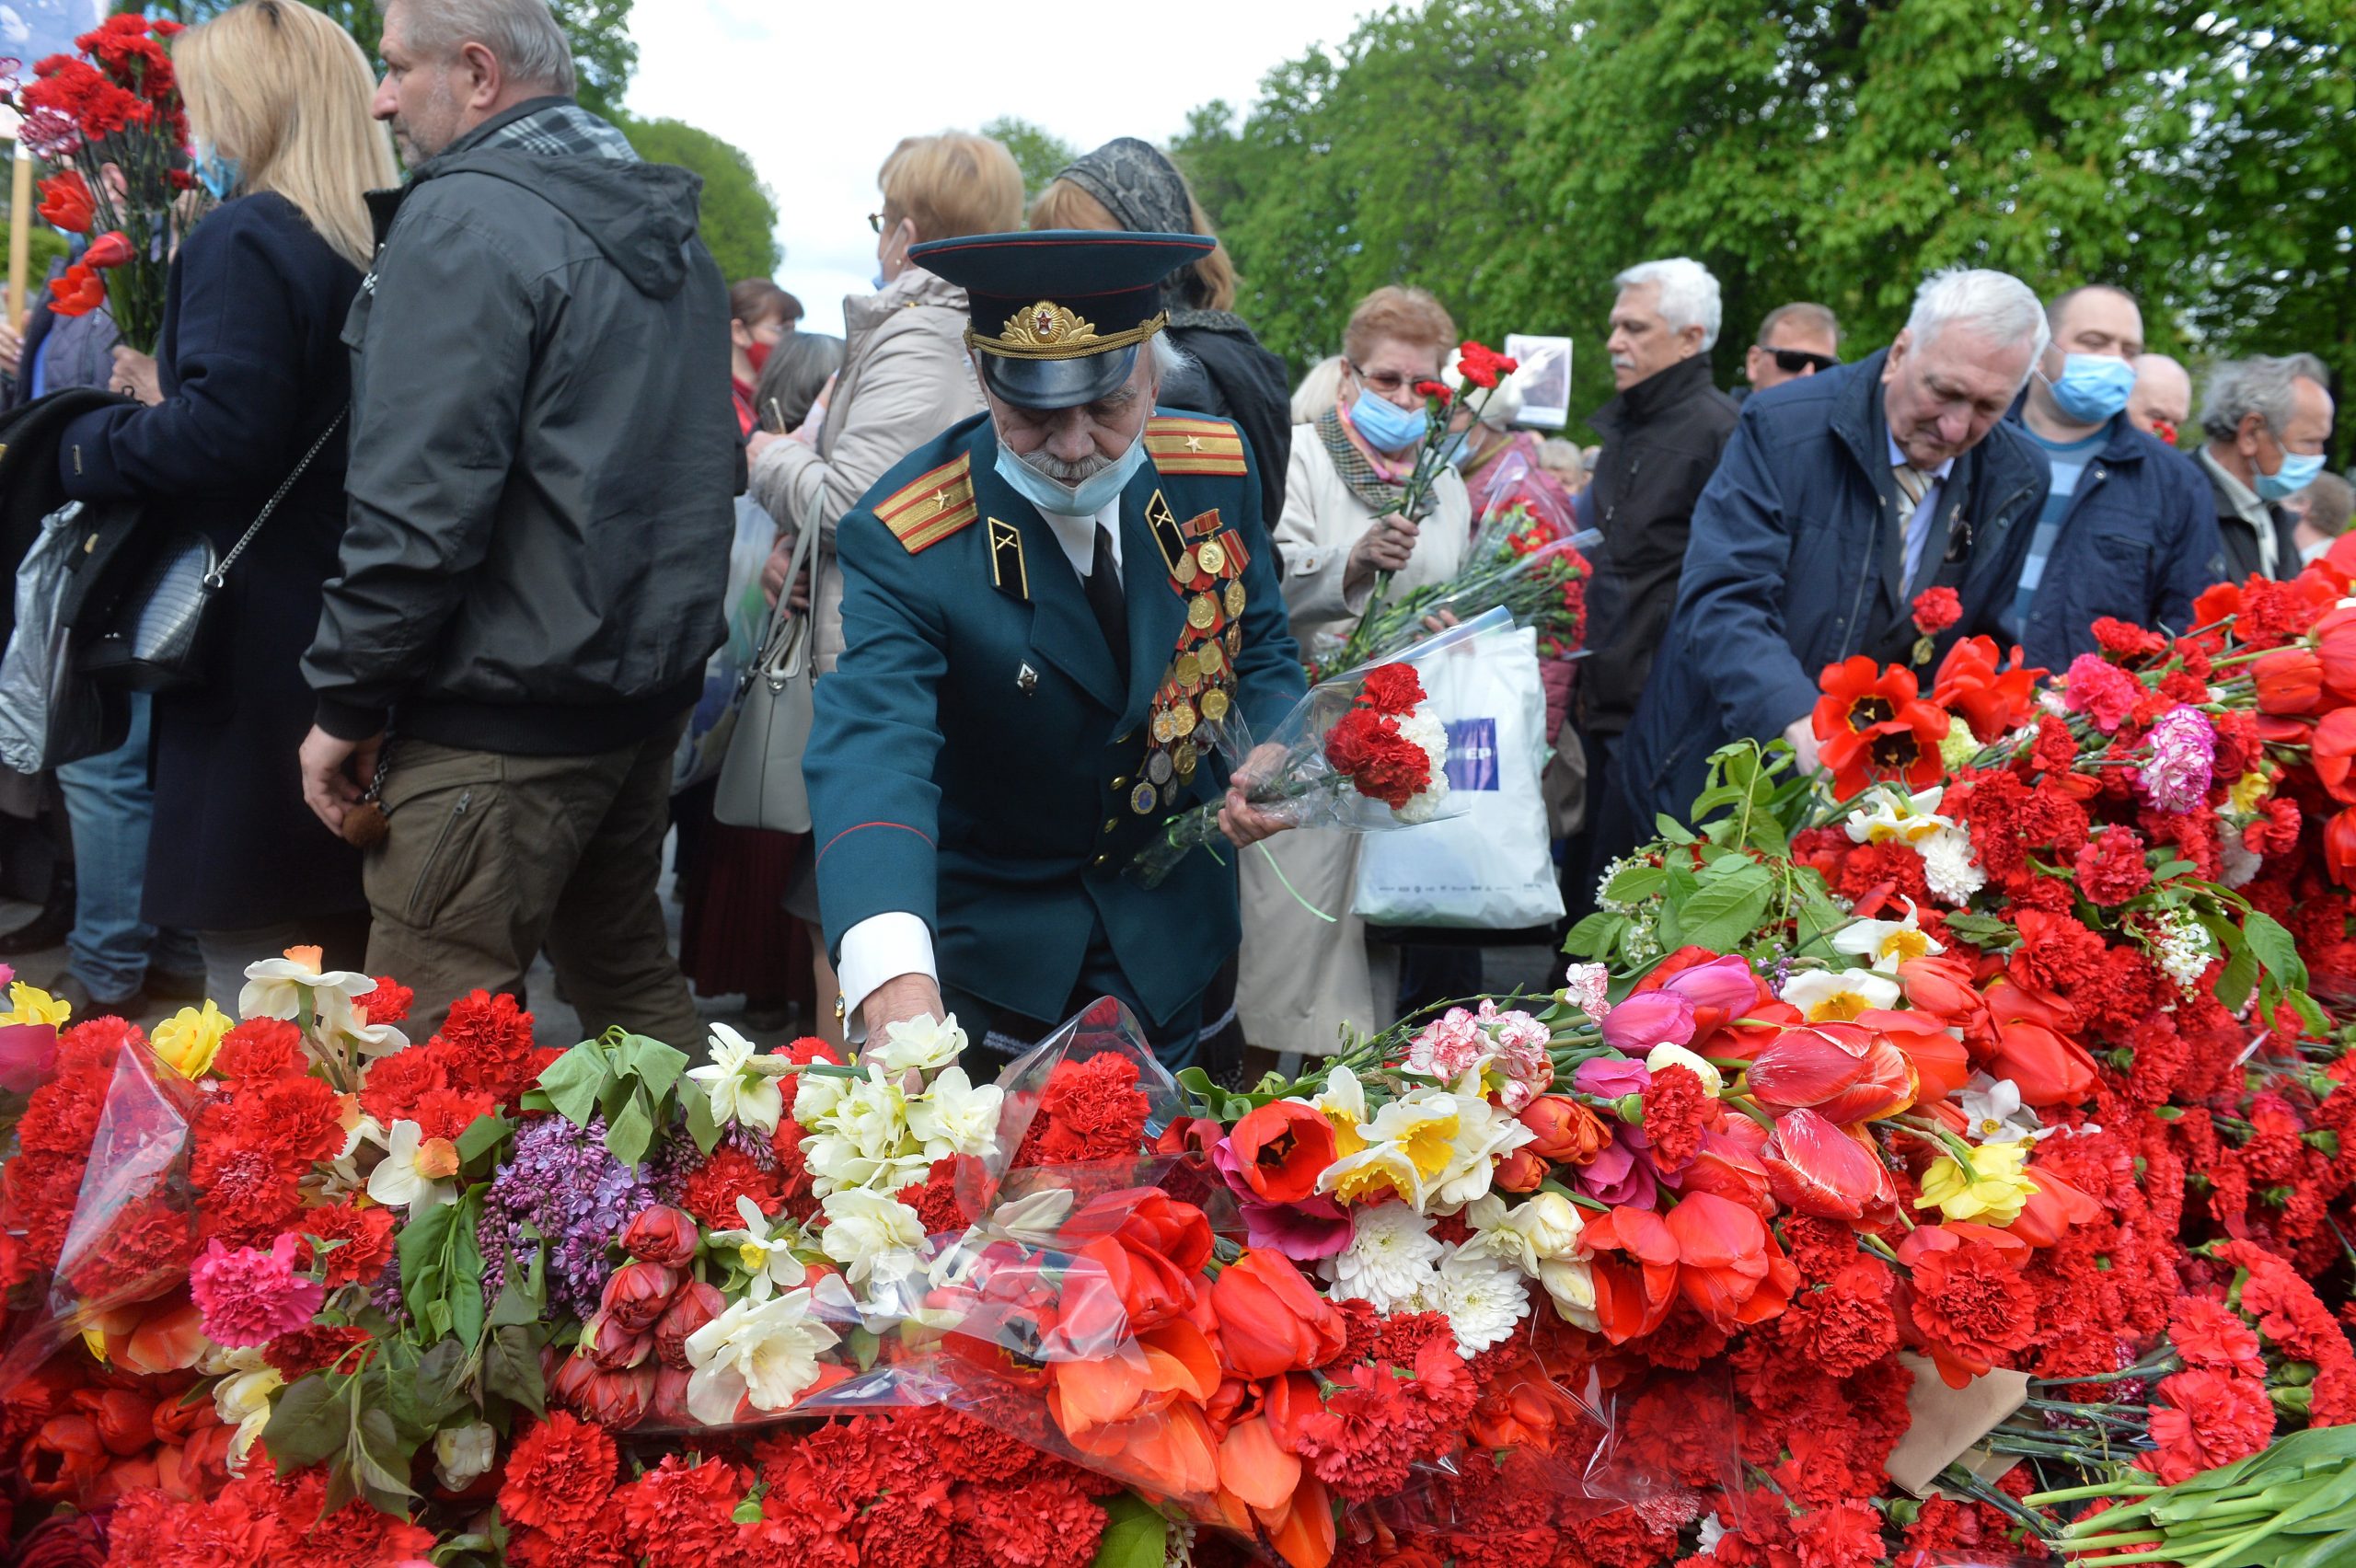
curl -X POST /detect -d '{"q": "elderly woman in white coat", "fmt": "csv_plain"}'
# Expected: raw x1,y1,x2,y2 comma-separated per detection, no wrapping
1240,285,1472,1056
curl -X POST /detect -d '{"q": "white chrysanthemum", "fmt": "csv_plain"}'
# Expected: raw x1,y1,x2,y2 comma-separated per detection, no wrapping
1391,709,1453,824
1424,1243,1532,1357
1919,824,1986,906
1323,1199,1442,1311
2150,907,2216,994
906,1064,1002,1160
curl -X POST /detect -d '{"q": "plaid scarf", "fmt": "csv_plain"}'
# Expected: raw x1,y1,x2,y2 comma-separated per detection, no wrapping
1316,407,1431,520
469,100,637,162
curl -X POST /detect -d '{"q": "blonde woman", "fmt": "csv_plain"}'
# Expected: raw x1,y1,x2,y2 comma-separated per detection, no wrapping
56,0,398,1007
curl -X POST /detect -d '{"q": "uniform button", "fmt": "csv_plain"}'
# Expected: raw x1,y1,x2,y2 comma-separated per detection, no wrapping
1110,777,1130,792
1103,817,1119,834
1091,854,1110,870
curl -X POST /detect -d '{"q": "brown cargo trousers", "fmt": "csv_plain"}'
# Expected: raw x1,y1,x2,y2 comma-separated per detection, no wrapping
361,713,703,1052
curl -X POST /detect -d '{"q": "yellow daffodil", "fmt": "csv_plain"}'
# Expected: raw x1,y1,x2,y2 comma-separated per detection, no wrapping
1914,1138,2039,1226
0,982,69,1028
153,1000,232,1078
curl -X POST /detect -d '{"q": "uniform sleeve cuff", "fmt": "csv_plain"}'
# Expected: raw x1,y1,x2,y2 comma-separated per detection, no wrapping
314,698,391,743
837,912,936,1043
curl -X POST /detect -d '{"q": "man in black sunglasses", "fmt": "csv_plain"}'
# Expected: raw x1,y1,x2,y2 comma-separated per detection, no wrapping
1742,302,1842,397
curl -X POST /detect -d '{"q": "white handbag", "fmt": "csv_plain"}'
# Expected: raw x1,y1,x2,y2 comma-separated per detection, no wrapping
712,518,817,834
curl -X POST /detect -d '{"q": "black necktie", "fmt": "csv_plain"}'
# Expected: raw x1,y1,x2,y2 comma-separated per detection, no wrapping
1083,523,1129,686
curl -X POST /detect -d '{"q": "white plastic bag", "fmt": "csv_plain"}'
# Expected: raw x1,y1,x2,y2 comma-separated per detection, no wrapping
0,502,110,775
674,493,781,792
1351,623,1563,928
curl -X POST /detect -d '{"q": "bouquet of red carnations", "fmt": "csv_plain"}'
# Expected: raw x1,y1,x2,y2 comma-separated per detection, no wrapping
6,14,204,353
1129,611,1514,888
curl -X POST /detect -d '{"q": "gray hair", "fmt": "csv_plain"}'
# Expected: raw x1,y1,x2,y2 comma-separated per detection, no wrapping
1905,266,2049,377
397,0,575,95
1757,301,1841,350
1149,332,1195,386
1613,257,1722,352
2200,352,2333,444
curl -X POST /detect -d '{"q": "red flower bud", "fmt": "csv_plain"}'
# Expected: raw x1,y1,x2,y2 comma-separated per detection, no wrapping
619,1204,700,1268
586,1311,652,1370
86,1389,156,1457
654,1279,725,1371
651,1364,694,1425
1517,1094,1609,1164
549,1344,599,1408
81,231,133,270
23,1414,109,1502
598,1259,680,1334
1493,1147,1546,1193
574,1365,656,1429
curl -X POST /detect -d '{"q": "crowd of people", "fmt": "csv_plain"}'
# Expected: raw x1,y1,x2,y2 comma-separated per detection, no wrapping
0,0,2348,1079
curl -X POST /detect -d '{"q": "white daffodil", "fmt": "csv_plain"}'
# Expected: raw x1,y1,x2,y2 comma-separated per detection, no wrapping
708,1194,809,1300
689,1023,786,1136
213,1360,283,1471
794,1064,852,1126
1831,900,1946,974
433,1422,499,1489
870,1011,968,1075
906,1064,1002,1161
1311,1065,1371,1156
1778,968,1902,1024
683,1286,841,1424
1842,785,1953,846
831,1065,915,1160
1643,1042,1726,1098
237,946,374,1024
818,1188,928,1289
1316,1088,1462,1208
315,986,410,1058
1956,1074,2050,1145
1466,1192,1587,1276
364,1118,459,1210
1426,1082,1537,1212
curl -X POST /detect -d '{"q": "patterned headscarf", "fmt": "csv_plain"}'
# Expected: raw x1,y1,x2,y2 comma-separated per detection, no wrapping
1053,138,1245,331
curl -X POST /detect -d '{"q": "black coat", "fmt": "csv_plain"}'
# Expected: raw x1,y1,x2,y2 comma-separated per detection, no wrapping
1164,318,1293,559
1614,348,2049,829
56,191,365,931
1577,354,1740,736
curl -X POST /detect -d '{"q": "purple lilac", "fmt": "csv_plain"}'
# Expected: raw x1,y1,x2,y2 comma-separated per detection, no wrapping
477,1113,655,1320
2138,705,2216,814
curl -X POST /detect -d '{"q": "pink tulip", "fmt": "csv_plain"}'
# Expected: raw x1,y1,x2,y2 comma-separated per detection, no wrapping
1598,990,1694,1054
1660,955,1761,1019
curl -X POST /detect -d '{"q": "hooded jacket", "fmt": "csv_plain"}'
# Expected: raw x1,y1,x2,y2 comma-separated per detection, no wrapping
306,98,739,755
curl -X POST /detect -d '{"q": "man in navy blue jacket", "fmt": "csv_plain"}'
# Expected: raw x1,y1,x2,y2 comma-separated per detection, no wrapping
2002,285,2223,669
1602,269,2050,847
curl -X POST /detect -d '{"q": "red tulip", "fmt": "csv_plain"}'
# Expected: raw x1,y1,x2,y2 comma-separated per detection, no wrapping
1857,1007,1970,1106
1814,655,1951,794
2314,708,2356,803
1678,1118,1773,1215
651,1365,694,1425
1745,1022,1914,1122
22,1414,109,1502
1069,1233,1197,1336
86,1389,156,1457
598,1259,680,1334
573,1364,656,1428
80,231,133,270
2315,605,2356,699
1763,1108,1887,1220
549,1343,600,1409
2255,648,2324,714
1895,954,1995,1048
1985,1020,2098,1106
2005,1165,2103,1248
1664,1190,1796,1330
1208,1250,1346,1379
1934,636,2042,742
1084,1189,1215,1275
36,172,92,234
2330,808,2356,887
1579,1206,1680,1343
1518,1094,1610,1164
47,264,105,317
654,1279,723,1370
1216,1413,1300,1513
585,1311,652,1370
1226,1101,1337,1205
619,1204,700,1268
117,1297,206,1375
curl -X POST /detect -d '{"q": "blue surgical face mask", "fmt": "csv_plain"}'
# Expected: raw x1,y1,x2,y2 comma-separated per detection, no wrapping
193,144,241,202
994,426,1149,518
2040,352,2137,425
872,271,887,291
2257,445,2326,502
1349,386,1428,454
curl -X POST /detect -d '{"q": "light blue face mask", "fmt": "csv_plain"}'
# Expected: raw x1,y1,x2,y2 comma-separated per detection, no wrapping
1349,387,1428,454
994,428,1149,518
193,144,241,202
2257,446,2326,502
2040,352,2137,424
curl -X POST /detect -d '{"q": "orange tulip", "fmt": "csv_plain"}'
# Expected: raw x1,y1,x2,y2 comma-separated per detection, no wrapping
1264,1470,1337,1568
1933,635,2042,742
1227,1101,1337,1205
1518,1095,1611,1164
1581,1206,1680,1343
1762,1108,1889,1222
1857,1007,1970,1107
2315,708,2356,803
1985,1020,2098,1106
2255,647,2324,715
1217,1414,1300,1512
1493,1147,1546,1193
1745,1022,1914,1122
1209,1250,1346,1380
1071,1233,1197,1334
116,1297,207,1376
1980,972,2080,1032
1894,954,1994,1048
1664,1191,1796,1329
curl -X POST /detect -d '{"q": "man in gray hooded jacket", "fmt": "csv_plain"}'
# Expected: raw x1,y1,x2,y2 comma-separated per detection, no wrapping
299,0,737,1043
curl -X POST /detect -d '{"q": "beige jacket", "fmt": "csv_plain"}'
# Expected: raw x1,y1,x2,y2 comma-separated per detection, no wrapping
747,268,983,672
1237,429,1472,1055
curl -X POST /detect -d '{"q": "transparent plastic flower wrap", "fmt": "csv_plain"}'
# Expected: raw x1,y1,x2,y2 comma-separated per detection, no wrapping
0,1021,199,1394
1131,607,1516,889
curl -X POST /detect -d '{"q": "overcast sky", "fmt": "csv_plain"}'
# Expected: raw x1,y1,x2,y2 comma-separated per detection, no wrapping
624,0,1378,337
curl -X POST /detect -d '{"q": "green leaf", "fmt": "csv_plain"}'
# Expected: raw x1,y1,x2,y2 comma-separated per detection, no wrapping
1091,1493,1171,1568
2242,911,2310,993
1674,860,1775,952
617,1033,691,1100
413,1335,472,1418
351,1404,420,1505
456,1113,511,1166
488,1274,540,1330
1601,862,1665,906
449,1210,489,1352
260,1372,349,1471
2217,940,2259,1012
535,1044,609,1128
606,1085,658,1167
1564,912,1627,960
681,1078,722,1156
398,1201,458,1334
484,1325,546,1418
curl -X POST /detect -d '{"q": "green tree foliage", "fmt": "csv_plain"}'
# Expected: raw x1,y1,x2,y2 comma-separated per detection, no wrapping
1182,0,2356,456
618,117,780,281
131,0,638,121
981,115,1079,202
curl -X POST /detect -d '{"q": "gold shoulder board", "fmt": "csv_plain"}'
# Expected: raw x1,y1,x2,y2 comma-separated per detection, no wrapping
1145,415,1249,477
876,453,977,553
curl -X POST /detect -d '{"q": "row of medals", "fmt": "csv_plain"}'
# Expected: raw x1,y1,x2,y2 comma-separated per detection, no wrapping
1134,534,1250,818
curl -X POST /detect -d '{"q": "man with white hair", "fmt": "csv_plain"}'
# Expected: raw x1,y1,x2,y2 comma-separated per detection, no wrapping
2195,353,2337,581
298,0,737,1041
1601,267,2051,844
2127,352,2193,445
1565,257,1738,917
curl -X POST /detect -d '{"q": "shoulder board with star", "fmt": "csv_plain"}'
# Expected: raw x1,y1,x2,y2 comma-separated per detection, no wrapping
874,453,976,553
1145,414,1248,478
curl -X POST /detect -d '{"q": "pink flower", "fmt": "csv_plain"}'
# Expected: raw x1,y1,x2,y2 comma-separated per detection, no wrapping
1484,1006,1553,1111
1574,1057,1651,1099
1403,1006,1488,1080
189,1234,325,1347
1597,989,1694,1055
1563,962,1612,1021
2062,652,2142,734
1658,954,1760,1018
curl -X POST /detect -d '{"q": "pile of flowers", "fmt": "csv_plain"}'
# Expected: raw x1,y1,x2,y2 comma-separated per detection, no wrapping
0,558,2353,1565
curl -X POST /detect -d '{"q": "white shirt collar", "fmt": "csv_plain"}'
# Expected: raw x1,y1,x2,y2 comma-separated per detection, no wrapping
1886,428,1956,483
1037,497,1123,584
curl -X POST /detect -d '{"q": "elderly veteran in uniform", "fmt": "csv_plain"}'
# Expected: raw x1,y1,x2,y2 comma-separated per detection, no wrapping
803,230,1307,1070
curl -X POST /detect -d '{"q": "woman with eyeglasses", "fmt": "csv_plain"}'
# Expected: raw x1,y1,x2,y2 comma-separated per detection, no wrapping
1237,286,1472,1066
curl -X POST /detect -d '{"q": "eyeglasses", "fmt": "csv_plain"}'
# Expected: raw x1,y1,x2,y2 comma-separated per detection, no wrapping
1346,360,1433,396
868,211,889,234
1763,347,1839,375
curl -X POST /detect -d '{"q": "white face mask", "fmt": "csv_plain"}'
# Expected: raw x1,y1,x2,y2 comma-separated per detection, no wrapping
993,426,1149,517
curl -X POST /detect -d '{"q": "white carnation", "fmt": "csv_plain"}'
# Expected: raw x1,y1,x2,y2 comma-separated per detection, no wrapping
1424,1243,1531,1356
1918,824,1986,905
1323,1199,1441,1312
1391,708,1453,824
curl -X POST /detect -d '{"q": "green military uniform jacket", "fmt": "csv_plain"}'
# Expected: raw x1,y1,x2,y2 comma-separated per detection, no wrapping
805,409,1306,1028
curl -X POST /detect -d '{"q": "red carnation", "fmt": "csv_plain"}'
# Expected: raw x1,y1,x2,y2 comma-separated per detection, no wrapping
1357,662,1426,717
676,1145,785,1228
1413,378,1453,404
1911,586,1962,636
1909,1241,2037,1367
2073,826,2153,905
1640,1063,1709,1171
298,1200,396,1287
1455,340,1519,389
500,1412,619,1530
2148,1368,2274,1483
1012,1051,1149,1168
